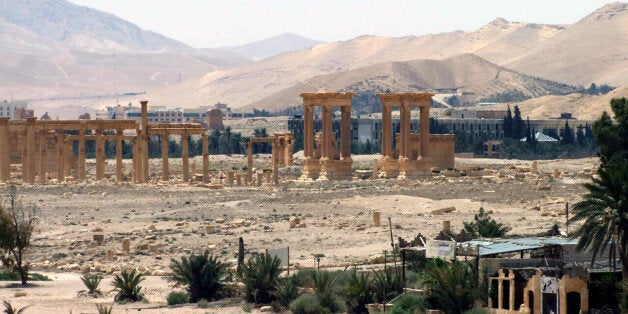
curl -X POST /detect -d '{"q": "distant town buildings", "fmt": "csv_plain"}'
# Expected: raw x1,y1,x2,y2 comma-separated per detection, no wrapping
288,107,595,145
97,103,232,129
0,100,32,120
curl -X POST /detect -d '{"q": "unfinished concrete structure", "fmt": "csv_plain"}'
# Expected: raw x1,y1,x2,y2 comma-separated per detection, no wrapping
0,101,210,184
246,133,294,184
377,93,454,178
300,93,355,180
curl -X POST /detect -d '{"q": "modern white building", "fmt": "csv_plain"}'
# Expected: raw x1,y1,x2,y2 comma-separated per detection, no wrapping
0,100,28,119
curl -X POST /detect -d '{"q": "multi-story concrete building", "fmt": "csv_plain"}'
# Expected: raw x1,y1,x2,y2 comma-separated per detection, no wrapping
0,100,29,119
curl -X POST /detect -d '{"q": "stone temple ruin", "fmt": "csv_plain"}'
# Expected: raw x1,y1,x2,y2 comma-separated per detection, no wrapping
299,92,454,180
0,92,454,184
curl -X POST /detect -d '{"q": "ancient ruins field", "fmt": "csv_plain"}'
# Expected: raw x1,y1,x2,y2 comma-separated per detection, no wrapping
0,155,597,313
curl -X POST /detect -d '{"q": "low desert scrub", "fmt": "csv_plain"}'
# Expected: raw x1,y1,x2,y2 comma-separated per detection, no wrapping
112,269,145,302
167,291,189,305
77,273,103,297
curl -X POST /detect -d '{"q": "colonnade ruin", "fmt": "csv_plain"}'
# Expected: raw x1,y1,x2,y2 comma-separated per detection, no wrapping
0,101,210,184
0,92,454,184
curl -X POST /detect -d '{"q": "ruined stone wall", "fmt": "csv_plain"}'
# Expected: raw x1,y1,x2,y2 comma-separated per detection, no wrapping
430,134,454,170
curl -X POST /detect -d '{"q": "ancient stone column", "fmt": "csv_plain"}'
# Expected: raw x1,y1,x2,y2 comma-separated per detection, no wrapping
161,132,169,181
38,133,47,184
381,105,392,158
56,130,65,182
400,103,411,159
285,135,294,164
226,171,234,186
140,101,149,183
246,142,253,183
95,128,104,180
271,139,279,167
115,128,123,182
256,172,263,186
273,161,278,185
26,118,36,183
134,131,142,183
235,172,242,186
340,105,351,159
77,125,86,181
64,139,71,178
21,131,28,182
181,134,189,182
419,105,431,158
321,105,333,159
0,118,10,182
303,105,314,158
202,133,209,183
373,211,381,227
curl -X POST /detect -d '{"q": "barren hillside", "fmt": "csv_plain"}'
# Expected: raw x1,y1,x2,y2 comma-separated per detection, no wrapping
507,2,628,86
248,54,577,111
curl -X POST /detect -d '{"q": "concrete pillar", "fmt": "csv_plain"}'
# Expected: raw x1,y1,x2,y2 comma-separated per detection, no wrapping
321,105,333,158
419,105,431,158
161,132,169,181
304,105,314,158
182,134,189,182
95,129,104,180
382,105,392,158
202,133,209,183
115,128,123,182
56,130,65,182
77,126,86,181
38,133,47,184
26,118,36,183
340,105,351,159
246,142,253,183
0,118,10,182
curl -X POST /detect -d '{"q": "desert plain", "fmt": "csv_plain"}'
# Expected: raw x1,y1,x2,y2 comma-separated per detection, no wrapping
0,154,597,313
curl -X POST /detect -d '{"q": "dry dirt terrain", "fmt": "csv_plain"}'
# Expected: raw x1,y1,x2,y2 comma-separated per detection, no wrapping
0,155,598,313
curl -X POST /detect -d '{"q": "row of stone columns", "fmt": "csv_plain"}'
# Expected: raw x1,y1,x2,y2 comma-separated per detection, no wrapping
379,94,432,160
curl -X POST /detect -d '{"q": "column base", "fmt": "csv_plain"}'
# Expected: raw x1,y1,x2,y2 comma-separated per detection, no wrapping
300,157,321,180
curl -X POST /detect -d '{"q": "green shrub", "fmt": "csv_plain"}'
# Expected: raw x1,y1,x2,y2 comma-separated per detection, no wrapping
292,269,317,286
197,298,209,308
463,207,510,238
78,273,103,297
290,293,328,314
2,301,29,314
95,303,113,314
169,251,227,302
390,294,425,314
239,253,282,303
0,271,50,281
345,272,374,313
167,290,189,305
422,259,479,313
273,275,299,307
309,271,345,313
112,269,145,302
372,268,403,303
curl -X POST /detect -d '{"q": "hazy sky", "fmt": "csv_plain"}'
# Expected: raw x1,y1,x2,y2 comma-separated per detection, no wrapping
69,0,618,48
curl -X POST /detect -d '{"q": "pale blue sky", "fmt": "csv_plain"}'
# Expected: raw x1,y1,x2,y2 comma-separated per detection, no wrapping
69,0,620,48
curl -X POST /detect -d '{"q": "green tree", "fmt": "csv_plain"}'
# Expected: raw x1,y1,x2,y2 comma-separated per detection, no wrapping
252,128,271,154
512,105,525,139
503,106,513,139
568,163,628,280
593,98,628,168
240,253,282,304
0,186,35,285
561,120,575,145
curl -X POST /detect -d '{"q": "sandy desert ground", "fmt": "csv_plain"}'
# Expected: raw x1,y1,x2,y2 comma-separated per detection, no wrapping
0,154,598,313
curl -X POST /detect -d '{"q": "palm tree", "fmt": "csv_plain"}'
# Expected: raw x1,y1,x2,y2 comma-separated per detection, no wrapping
569,163,628,279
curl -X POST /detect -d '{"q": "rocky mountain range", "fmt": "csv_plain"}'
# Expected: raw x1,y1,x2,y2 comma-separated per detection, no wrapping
1,0,627,119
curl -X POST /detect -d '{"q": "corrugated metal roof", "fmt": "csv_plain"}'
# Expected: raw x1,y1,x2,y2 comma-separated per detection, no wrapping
460,237,579,256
